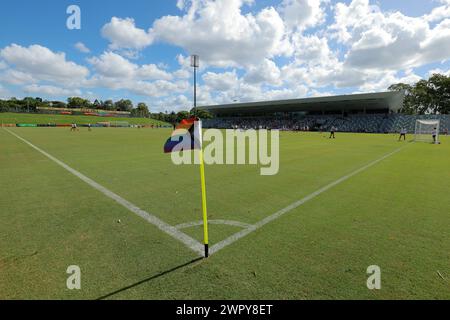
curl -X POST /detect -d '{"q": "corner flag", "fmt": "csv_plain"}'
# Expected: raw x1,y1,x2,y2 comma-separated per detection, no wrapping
164,117,210,258
164,118,201,153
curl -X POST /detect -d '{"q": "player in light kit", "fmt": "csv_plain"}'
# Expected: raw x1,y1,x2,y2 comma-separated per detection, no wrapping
432,127,438,144
399,128,407,141
329,126,336,139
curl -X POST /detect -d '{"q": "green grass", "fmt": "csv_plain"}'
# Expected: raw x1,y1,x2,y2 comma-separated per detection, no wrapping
0,127,449,300
0,112,168,125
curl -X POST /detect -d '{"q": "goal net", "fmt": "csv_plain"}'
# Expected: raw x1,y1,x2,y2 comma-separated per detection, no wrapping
414,120,440,144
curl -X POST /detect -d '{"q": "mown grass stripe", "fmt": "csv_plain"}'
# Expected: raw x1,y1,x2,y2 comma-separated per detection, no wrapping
210,145,408,255
4,128,204,256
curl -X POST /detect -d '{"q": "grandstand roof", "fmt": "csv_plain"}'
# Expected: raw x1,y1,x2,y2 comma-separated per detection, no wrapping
199,91,404,116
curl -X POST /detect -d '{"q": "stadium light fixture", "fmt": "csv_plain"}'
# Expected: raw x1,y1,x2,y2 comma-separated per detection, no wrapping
190,54,199,68
191,55,199,115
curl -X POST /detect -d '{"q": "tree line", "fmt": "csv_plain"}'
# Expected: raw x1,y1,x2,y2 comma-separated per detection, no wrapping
151,109,213,124
0,96,145,113
389,73,450,114
0,96,213,122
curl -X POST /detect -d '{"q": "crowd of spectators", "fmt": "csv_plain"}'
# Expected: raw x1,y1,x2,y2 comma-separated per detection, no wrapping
204,114,450,134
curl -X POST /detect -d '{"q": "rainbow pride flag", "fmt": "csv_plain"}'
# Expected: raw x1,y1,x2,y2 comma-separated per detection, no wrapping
164,117,202,153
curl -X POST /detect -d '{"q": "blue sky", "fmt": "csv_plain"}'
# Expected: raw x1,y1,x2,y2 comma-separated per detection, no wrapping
0,0,449,112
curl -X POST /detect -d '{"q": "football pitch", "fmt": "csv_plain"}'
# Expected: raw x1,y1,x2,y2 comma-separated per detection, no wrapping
1,127,449,300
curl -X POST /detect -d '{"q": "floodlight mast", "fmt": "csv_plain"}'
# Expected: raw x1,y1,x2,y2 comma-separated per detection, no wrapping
191,55,199,117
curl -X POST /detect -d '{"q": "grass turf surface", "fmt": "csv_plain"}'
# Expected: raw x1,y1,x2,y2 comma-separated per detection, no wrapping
0,112,168,126
0,127,449,299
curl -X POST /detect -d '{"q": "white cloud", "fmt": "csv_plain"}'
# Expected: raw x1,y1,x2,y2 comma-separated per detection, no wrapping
24,84,82,97
343,12,429,70
203,70,239,91
358,70,421,92
176,0,187,10
0,84,11,99
88,51,137,78
85,52,188,98
121,80,188,98
137,64,173,81
326,0,450,73
424,1,450,22
282,60,367,89
88,51,172,80
151,0,292,67
74,42,90,53
420,19,450,64
102,17,154,51
244,59,282,86
84,76,184,98
173,69,190,79
351,28,396,51
0,69,36,85
215,81,308,103
152,94,193,112
0,44,89,85
329,0,382,44
261,86,309,101
291,34,334,64
0,45,187,100
279,0,327,31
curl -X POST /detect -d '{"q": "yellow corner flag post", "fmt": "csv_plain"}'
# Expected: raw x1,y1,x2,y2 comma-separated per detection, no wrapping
197,120,209,258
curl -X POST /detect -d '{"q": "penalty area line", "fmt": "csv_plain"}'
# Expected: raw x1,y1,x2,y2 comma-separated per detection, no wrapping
209,145,408,255
4,128,204,256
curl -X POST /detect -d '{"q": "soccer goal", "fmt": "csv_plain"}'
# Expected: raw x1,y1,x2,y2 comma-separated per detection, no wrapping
414,120,440,144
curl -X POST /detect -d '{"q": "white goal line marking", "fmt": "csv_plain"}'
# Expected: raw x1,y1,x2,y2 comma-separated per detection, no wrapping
209,145,407,255
4,128,205,256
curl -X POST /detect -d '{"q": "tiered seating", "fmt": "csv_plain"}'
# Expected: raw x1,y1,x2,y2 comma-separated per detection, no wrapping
204,114,450,134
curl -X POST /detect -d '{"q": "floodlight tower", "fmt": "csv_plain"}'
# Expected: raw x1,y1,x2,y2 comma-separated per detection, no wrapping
191,54,199,117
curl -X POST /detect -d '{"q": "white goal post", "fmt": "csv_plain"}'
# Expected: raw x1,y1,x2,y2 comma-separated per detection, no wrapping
414,120,440,144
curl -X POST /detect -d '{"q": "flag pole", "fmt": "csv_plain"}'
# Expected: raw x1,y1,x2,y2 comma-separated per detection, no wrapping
191,54,209,258
198,143,209,258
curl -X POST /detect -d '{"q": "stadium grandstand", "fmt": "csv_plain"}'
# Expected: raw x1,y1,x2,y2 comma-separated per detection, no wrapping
200,92,450,134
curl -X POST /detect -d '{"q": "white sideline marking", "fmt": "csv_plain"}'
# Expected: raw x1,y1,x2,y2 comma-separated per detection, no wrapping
175,220,251,230
209,146,407,255
4,128,204,256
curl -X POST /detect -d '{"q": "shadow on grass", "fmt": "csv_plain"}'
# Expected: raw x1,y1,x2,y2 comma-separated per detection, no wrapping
96,257,204,300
